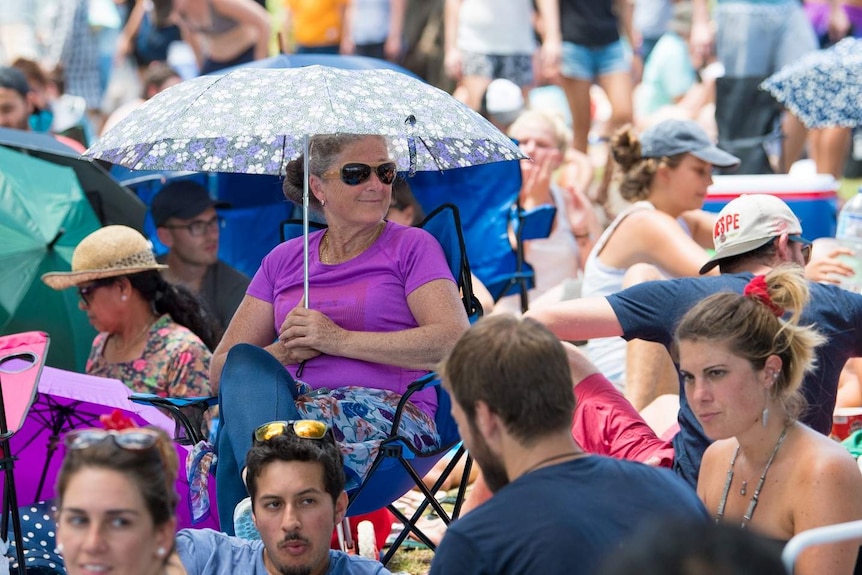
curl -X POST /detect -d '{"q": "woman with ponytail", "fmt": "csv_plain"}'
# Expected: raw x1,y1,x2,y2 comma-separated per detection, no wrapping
42,225,215,399
677,266,862,575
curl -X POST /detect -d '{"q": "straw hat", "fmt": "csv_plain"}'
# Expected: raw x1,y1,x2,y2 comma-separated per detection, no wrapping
42,225,168,290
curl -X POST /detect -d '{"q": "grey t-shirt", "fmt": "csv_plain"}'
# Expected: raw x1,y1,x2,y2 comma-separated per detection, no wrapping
176,528,393,575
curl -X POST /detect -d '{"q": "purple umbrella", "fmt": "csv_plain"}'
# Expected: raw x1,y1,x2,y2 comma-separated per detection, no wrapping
1,366,219,531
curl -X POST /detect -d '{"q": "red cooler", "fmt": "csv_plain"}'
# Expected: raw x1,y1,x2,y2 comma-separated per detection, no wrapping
704,174,839,240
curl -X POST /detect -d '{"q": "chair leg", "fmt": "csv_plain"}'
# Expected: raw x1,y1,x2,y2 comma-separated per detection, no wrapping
2,443,27,574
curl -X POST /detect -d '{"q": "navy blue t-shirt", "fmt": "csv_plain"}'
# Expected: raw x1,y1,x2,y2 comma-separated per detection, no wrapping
608,272,862,486
429,456,708,575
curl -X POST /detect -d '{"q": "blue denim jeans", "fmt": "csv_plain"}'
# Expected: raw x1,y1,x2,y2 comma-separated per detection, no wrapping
215,344,301,534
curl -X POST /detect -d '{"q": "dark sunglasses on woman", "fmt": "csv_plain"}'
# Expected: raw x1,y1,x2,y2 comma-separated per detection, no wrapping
323,162,398,186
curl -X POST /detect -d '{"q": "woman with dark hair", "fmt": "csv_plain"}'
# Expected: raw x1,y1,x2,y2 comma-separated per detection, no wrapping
42,225,215,399
581,118,739,407
55,426,181,575
212,133,469,532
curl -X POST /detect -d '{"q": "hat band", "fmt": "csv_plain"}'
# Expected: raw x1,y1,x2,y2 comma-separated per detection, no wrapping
94,249,160,271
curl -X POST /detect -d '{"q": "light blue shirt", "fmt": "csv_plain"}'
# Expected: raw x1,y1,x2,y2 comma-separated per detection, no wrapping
177,528,393,575
636,32,696,116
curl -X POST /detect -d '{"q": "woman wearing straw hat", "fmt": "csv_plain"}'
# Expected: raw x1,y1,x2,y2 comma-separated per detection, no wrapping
42,225,217,399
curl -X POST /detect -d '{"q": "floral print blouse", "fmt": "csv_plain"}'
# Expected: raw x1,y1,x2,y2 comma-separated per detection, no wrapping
86,315,212,398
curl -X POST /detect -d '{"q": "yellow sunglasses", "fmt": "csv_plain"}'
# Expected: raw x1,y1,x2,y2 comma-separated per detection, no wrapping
253,419,329,443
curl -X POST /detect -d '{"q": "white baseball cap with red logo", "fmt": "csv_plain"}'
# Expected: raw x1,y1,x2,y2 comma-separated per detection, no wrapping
699,194,809,274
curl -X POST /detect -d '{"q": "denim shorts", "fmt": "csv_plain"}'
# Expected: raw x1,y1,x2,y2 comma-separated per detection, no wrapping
560,39,631,81
460,50,534,87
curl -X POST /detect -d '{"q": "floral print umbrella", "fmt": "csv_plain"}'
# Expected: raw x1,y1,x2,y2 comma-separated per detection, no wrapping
761,37,862,129
85,66,525,174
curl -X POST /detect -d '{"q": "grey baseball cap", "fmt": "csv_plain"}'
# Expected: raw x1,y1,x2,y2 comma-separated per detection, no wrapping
641,119,740,168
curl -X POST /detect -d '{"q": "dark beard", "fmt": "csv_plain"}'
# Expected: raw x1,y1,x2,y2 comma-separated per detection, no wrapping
468,423,510,493
277,568,311,575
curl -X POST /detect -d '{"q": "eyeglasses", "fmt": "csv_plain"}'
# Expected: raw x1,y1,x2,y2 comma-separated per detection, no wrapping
253,419,329,443
800,242,812,265
77,278,116,306
64,428,161,451
162,215,221,237
322,162,398,186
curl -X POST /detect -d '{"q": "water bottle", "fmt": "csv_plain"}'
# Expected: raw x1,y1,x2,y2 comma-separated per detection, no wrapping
835,187,862,293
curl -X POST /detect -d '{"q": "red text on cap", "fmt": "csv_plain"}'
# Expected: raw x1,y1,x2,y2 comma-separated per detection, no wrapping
714,213,740,238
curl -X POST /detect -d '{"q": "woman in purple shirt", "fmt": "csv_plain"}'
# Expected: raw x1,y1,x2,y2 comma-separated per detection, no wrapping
211,134,470,532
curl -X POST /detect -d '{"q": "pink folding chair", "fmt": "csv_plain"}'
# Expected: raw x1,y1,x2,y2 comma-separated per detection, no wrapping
0,331,50,571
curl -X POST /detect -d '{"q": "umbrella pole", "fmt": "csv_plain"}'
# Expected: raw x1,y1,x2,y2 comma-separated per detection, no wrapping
0,374,29,573
303,134,310,309
34,403,75,503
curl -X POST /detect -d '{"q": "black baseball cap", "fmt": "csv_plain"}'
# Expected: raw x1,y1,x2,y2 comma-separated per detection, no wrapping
0,66,31,97
151,180,229,227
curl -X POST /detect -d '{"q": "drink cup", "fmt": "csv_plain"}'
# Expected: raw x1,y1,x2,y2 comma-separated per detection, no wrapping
831,407,862,441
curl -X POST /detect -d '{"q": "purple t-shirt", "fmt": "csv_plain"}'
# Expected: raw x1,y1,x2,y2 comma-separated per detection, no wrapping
247,221,455,416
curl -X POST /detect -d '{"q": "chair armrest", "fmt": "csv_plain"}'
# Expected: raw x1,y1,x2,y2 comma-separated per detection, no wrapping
130,393,217,445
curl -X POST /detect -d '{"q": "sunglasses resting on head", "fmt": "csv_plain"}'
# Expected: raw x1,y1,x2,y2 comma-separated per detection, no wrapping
253,419,330,443
64,427,163,451
323,162,397,186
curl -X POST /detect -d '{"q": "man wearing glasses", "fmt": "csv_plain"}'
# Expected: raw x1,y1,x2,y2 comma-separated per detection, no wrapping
153,180,250,336
175,420,391,575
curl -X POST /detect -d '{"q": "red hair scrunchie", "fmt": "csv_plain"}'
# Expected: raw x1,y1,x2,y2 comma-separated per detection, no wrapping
743,275,783,317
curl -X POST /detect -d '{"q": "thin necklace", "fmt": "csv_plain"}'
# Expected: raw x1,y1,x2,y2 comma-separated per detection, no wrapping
321,222,384,265
715,426,788,528
521,451,583,476
111,316,156,355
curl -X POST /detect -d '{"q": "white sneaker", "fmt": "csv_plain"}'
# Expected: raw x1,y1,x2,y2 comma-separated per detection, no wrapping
233,497,261,540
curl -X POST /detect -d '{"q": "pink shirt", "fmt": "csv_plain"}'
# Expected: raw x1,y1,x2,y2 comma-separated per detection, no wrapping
247,222,455,416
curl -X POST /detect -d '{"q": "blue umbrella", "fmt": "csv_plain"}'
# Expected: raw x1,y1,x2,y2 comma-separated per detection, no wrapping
761,37,862,129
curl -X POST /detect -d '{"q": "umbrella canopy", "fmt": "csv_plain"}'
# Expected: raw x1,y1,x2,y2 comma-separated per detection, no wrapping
0,126,147,231
85,65,525,175
219,53,423,78
0,147,99,371
2,365,220,531
761,37,862,128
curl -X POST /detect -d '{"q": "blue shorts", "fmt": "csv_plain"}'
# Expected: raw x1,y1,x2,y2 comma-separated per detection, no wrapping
560,39,631,81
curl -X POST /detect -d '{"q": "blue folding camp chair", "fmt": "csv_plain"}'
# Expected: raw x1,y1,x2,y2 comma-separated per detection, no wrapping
408,161,554,313
133,202,479,563
278,203,479,560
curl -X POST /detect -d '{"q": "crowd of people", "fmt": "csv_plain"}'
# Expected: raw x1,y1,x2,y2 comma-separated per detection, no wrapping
3,0,862,574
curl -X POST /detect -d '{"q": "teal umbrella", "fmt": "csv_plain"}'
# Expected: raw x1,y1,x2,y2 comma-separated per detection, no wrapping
0,146,100,370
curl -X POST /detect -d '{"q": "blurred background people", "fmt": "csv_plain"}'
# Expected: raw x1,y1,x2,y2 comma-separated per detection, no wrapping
281,0,347,54
444,0,561,111
153,179,250,338
341,0,406,61
151,0,270,75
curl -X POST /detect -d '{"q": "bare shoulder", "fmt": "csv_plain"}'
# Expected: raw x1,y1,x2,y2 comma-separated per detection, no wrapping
792,426,862,488
698,438,737,503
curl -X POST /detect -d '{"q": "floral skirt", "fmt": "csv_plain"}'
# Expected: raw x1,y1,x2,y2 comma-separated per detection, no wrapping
295,386,439,491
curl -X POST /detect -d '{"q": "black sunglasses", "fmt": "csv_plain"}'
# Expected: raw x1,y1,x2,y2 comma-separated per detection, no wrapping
323,162,398,186
77,278,116,306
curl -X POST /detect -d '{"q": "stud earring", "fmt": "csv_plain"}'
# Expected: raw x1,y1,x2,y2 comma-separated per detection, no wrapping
157,547,166,557
56,543,64,554
121,294,127,301
321,199,325,207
